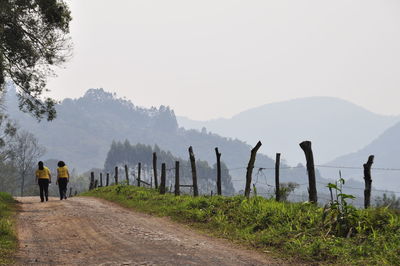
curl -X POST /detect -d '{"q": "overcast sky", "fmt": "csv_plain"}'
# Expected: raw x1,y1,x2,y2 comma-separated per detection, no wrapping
46,0,400,120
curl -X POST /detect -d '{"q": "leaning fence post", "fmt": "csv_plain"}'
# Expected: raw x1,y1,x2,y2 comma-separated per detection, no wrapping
106,173,109,186
100,173,103,187
137,162,141,187
175,161,180,196
89,172,94,190
124,165,129,185
244,141,262,198
275,153,281,201
188,146,199,197
363,155,374,209
114,166,119,185
299,141,318,204
153,152,158,189
215,147,222,195
160,163,166,194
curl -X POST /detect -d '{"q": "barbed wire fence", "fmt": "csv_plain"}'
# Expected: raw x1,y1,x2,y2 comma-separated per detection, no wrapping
88,143,400,209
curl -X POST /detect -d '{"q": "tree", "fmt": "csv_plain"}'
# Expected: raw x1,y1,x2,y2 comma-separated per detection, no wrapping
104,140,236,195
0,0,72,120
276,182,299,202
0,113,17,159
0,94,17,193
375,193,400,210
0,114,18,194
9,130,45,196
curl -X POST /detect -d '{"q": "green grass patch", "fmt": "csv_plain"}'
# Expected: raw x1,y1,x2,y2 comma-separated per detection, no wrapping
83,185,400,265
0,192,17,265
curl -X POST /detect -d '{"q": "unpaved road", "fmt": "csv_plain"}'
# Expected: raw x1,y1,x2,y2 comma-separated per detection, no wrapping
15,197,287,265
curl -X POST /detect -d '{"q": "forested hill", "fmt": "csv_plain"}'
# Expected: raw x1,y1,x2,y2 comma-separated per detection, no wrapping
6,87,178,170
104,141,235,195
6,86,312,190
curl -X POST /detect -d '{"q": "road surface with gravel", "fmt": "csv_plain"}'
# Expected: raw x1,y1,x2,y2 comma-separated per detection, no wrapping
15,196,288,265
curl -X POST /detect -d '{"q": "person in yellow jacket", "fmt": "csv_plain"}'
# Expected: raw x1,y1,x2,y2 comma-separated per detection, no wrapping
35,161,51,202
56,161,70,200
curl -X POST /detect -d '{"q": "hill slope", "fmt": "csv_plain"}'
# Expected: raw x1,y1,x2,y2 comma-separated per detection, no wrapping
320,121,400,191
178,97,399,165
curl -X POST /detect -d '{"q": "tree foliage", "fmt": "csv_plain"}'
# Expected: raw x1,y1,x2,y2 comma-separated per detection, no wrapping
0,113,16,159
375,193,400,210
277,182,299,202
0,0,72,120
104,140,236,195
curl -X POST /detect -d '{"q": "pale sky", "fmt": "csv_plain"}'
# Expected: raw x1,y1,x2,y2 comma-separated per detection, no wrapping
46,0,400,120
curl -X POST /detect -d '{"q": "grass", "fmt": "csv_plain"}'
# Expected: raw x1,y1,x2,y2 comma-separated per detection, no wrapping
0,192,17,265
83,185,400,265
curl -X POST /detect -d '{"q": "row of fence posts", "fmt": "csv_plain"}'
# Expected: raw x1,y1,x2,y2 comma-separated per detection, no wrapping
88,140,375,209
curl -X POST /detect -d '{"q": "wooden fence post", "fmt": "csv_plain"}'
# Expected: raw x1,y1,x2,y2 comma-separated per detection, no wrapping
69,187,72,197
94,179,98,188
188,146,199,197
89,172,94,190
137,162,141,187
215,147,222,195
100,173,103,187
244,141,262,198
114,166,119,185
124,165,129,185
299,141,318,204
153,152,158,189
275,153,281,201
106,173,109,186
363,155,374,209
160,163,166,194
175,161,180,196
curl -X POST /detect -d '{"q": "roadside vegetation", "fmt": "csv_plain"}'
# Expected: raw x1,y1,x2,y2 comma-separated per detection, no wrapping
0,192,17,265
83,184,400,265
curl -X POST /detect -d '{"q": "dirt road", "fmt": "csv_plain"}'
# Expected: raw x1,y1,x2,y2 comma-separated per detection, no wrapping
15,196,286,265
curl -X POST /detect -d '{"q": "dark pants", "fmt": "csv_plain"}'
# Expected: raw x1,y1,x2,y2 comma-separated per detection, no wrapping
38,179,49,202
58,178,68,200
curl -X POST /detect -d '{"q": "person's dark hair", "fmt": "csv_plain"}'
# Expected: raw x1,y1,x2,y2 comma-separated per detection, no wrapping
57,161,65,167
38,161,44,170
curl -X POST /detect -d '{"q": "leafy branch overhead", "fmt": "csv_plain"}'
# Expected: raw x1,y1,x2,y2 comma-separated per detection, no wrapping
0,0,72,120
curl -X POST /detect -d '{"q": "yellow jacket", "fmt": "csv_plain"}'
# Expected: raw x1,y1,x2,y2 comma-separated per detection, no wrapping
36,167,51,179
57,166,69,179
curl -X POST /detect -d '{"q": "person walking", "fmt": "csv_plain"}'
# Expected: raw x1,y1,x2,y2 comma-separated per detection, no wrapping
35,161,51,202
56,161,70,200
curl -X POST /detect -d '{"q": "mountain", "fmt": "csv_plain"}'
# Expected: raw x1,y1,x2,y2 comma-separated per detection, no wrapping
5,86,314,192
320,121,400,192
177,97,399,165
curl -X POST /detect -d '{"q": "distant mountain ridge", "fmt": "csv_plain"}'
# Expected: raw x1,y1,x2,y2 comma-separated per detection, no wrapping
178,97,399,165
5,86,315,192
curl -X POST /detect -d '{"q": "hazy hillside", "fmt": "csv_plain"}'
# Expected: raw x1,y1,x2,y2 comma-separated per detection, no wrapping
320,121,400,192
5,86,315,192
178,97,399,165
